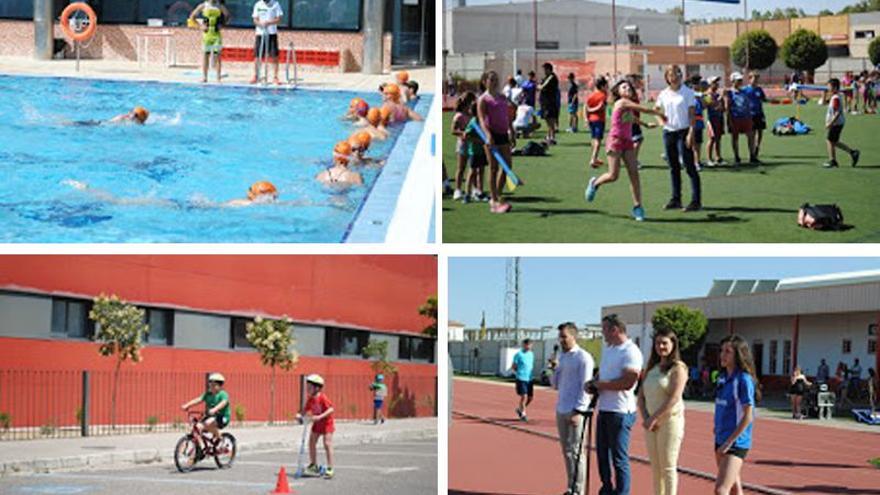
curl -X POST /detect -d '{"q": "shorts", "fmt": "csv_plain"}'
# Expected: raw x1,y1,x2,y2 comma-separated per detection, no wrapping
455,140,467,157
716,443,749,460
312,418,336,435
827,124,844,143
589,121,605,139
709,116,725,137
694,127,704,145
730,117,753,135
490,131,510,146
254,34,279,58
607,135,635,153
203,32,222,53
541,102,560,120
631,124,643,143
468,152,487,169
373,399,384,409
752,114,767,131
207,414,228,429
568,101,579,115
515,379,534,397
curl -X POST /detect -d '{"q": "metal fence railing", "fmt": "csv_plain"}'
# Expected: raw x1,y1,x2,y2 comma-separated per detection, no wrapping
0,369,437,441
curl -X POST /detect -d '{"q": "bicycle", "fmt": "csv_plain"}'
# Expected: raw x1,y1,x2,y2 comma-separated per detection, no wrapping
174,409,237,473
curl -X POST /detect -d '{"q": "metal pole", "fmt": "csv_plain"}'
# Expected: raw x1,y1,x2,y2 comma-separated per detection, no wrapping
533,0,538,72
34,0,54,60
81,371,90,437
362,0,386,74
299,374,307,412
419,0,427,65
612,0,618,75
76,42,81,73
744,0,750,70
681,0,687,75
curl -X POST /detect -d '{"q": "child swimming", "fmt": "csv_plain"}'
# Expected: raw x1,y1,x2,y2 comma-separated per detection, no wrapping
381,84,423,124
63,179,285,208
315,141,364,186
68,107,150,126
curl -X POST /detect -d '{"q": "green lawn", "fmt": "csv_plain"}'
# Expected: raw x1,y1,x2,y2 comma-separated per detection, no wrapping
442,102,880,243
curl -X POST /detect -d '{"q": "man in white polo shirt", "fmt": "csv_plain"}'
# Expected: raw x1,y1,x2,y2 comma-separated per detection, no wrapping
251,0,284,84
588,314,643,495
550,322,595,495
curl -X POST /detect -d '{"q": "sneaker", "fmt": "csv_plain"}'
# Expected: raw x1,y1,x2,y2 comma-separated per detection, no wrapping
323,467,335,479
717,158,728,166
460,194,470,204
822,160,839,168
636,160,643,170
683,202,702,212
663,200,682,210
474,191,490,202
734,157,742,166
491,202,512,214
452,189,463,200
515,407,523,419
851,149,860,167
521,413,528,422
585,177,598,202
306,463,321,476
632,205,645,221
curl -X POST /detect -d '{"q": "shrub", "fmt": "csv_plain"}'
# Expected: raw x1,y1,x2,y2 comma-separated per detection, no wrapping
781,28,828,73
731,30,778,70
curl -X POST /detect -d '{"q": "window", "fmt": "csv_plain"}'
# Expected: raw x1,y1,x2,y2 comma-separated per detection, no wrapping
399,336,435,362
324,327,368,356
51,298,93,339
230,317,254,349
144,308,173,345
855,30,875,40
769,340,778,375
0,0,34,19
694,38,710,46
99,0,139,24
292,0,361,31
869,324,877,337
842,339,852,354
782,340,791,376
869,339,877,354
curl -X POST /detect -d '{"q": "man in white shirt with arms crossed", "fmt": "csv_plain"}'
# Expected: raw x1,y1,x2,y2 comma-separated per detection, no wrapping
551,322,595,495
252,0,283,84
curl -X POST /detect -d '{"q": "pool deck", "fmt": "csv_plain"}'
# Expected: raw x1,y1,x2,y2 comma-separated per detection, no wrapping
0,56,435,93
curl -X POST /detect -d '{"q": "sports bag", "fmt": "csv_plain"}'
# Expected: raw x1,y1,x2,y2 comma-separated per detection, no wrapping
798,203,844,230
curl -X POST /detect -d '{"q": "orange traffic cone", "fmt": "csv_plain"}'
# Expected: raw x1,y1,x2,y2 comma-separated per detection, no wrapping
270,466,294,494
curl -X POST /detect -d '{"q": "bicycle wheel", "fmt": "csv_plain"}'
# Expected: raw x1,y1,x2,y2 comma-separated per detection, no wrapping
174,435,198,473
214,432,237,469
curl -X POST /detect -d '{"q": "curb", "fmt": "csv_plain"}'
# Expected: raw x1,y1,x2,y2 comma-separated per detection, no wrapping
0,425,437,478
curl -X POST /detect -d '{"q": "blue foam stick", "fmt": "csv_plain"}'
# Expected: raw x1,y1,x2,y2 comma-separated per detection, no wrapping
792,84,829,92
471,123,521,186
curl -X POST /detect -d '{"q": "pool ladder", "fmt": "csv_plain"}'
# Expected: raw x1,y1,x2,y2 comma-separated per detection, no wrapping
254,37,297,88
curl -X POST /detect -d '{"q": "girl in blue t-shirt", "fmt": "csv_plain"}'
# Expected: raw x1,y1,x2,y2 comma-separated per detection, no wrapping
714,335,760,495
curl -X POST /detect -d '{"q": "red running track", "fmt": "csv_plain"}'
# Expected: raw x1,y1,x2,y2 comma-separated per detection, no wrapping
450,379,880,495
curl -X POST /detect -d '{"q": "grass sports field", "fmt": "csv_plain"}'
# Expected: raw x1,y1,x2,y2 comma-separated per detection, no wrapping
442,101,880,243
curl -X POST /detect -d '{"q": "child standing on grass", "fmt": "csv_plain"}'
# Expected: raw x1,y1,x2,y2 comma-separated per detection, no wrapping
464,99,489,203
691,76,708,170
567,72,579,133
823,78,861,168
705,76,726,167
744,72,769,161
370,374,388,425
451,92,476,201
585,76,609,168
724,72,755,165
477,70,516,214
300,374,336,479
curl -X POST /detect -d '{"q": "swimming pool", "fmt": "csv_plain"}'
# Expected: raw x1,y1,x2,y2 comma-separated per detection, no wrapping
0,74,430,243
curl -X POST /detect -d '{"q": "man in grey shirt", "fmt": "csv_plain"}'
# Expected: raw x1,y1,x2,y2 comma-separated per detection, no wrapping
551,322,595,495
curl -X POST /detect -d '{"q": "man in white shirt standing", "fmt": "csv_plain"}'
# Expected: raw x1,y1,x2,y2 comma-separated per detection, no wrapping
589,314,643,495
551,322,595,495
251,0,284,84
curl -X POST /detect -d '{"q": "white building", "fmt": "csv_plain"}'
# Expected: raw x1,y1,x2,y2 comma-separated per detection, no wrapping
448,320,466,342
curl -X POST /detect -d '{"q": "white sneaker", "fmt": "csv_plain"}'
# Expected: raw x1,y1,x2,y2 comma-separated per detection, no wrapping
452,189,463,200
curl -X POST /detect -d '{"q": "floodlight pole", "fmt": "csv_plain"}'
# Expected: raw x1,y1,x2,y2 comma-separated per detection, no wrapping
612,0,618,75
744,0,750,71
681,0,686,76
533,0,538,72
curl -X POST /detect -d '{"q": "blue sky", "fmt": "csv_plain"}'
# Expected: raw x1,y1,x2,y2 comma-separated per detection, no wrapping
447,0,861,20
448,258,880,328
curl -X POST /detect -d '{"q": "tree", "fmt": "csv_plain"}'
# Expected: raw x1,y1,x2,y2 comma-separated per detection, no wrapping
246,316,299,424
666,6,684,23
731,30,778,70
818,9,834,16
89,294,149,429
362,340,398,376
418,295,437,337
781,28,828,75
651,305,708,353
869,37,880,67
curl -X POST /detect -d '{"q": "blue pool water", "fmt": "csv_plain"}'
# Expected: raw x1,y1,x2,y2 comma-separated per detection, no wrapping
0,74,429,242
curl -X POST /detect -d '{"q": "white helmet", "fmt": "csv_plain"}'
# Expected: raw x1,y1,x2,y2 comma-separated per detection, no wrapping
306,374,325,387
208,372,226,384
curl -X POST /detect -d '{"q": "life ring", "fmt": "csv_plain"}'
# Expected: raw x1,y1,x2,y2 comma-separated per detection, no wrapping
60,3,98,43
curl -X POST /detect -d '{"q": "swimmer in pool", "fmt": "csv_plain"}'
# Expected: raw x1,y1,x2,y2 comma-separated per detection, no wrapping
344,97,370,121
402,80,419,104
68,107,150,126
63,179,288,208
380,84,422,124
355,107,389,141
347,130,384,166
316,141,364,186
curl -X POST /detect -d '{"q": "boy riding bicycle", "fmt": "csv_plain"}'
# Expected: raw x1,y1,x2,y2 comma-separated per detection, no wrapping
180,372,230,452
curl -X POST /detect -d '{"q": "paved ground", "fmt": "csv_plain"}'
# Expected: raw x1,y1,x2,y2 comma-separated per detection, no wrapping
0,438,436,495
0,57,436,93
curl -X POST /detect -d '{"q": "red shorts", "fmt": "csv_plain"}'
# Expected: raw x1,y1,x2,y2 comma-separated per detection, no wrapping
312,417,336,435
606,135,635,153
730,117,753,135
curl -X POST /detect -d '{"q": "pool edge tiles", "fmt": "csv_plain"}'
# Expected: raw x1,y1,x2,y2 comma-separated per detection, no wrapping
344,96,438,244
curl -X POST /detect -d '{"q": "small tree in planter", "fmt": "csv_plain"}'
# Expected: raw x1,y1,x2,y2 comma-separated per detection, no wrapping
731,30,778,71
869,37,880,67
89,294,149,429
418,295,438,337
362,340,398,377
246,316,298,425
781,28,828,78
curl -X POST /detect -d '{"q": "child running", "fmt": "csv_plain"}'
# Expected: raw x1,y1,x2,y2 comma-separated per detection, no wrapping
370,374,387,425
585,79,666,221
585,76,609,168
477,70,516,214
188,0,230,83
299,374,336,479
451,92,476,201
823,78,861,168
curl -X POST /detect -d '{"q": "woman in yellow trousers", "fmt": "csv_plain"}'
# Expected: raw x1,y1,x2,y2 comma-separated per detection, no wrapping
637,328,688,495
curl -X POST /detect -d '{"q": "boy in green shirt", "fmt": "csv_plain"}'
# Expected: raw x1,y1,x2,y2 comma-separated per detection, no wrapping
181,372,230,450
370,374,388,425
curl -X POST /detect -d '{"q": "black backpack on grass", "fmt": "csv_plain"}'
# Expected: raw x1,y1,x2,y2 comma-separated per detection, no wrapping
797,203,844,230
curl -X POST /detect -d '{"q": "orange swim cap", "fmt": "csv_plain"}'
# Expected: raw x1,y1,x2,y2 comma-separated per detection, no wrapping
352,131,371,151
349,97,365,109
396,71,409,84
248,181,278,200
383,83,401,102
367,107,382,127
354,100,369,118
379,106,392,125
334,141,352,165
133,106,149,123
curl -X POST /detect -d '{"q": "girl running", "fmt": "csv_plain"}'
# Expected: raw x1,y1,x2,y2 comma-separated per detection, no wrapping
477,71,516,214
714,335,759,495
585,79,666,221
